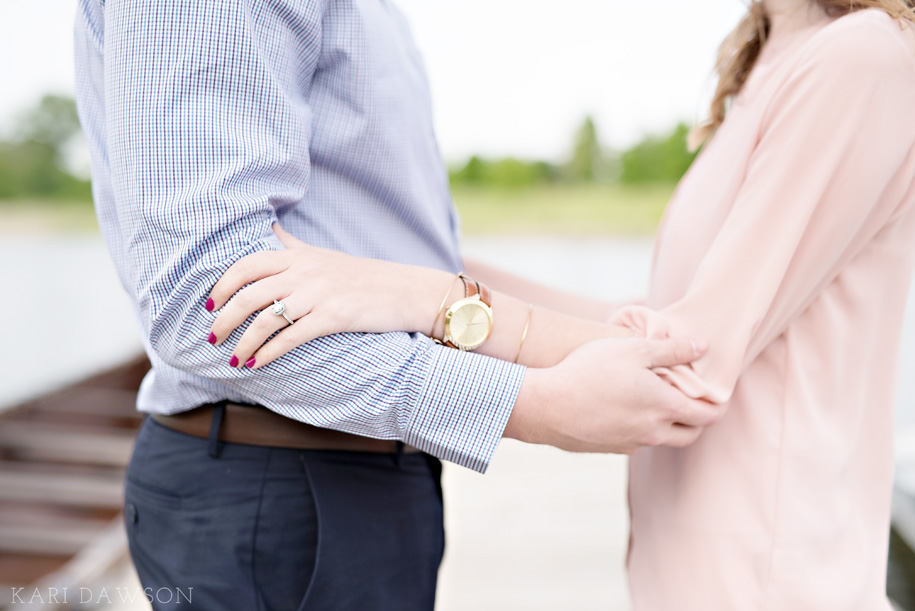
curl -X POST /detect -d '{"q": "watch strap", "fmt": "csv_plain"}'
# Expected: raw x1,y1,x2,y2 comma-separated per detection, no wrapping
458,273,492,307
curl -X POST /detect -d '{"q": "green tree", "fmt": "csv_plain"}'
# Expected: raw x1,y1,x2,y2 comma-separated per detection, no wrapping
450,156,557,189
565,116,600,182
619,123,697,185
0,94,91,202
17,94,83,151
450,155,487,185
449,116,697,191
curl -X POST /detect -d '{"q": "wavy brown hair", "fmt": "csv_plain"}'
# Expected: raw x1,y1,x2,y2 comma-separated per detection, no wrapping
689,0,915,149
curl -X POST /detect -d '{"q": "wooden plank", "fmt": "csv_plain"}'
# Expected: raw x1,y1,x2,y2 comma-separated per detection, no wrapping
22,386,143,422
0,423,136,467
74,355,150,391
0,462,125,492
12,517,129,611
19,386,142,421
1,355,149,418
0,356,148,599
0,556,65,587
0,502,116,529
0,585,16,608
0,471,123,509
0,516,108,556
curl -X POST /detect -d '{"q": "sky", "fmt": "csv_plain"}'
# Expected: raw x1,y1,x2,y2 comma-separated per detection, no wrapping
0,0,747,162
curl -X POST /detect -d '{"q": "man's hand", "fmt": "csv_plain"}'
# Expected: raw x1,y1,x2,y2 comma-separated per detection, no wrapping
504,337,722,453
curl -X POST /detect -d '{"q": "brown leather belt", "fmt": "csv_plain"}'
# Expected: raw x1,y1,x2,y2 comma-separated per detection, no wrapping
151,402,421,454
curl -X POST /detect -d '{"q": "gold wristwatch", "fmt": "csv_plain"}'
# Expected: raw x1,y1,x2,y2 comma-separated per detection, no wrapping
442,274,494,351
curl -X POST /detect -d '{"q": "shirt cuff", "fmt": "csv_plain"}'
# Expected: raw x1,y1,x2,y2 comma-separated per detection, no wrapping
404,343,526,474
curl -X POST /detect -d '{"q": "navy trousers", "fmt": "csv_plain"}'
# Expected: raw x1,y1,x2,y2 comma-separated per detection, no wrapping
124,416,445,610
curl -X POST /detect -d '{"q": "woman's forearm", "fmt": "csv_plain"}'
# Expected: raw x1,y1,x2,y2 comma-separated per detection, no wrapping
463,257,616,323
408,266,631,368
209,229,630,370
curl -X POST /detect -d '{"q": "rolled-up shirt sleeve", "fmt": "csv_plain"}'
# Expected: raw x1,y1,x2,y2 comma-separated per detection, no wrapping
614,23,915,404
80,0,523,473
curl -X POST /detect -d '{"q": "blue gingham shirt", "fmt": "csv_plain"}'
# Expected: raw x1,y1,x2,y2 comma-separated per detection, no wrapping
73,0,525,473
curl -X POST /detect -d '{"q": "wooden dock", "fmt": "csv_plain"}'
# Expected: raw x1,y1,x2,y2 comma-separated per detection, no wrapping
0,356,149,610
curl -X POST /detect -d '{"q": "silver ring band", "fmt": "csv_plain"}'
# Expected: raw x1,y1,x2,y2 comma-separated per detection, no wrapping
271,299,294,326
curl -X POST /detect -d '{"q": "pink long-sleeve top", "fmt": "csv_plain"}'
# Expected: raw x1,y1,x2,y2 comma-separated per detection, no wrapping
616,10,915,610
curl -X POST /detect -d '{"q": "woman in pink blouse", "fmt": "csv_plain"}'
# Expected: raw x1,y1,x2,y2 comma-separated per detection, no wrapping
616,2,915,608
204,0,915,606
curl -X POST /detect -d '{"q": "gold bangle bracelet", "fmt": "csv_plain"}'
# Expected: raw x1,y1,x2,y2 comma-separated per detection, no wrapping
430,272,464,340
514,303,534,364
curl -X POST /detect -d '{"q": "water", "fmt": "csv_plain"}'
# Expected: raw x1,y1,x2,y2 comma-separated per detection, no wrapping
0,235,143,409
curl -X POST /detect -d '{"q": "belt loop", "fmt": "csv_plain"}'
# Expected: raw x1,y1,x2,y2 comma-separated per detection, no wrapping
394,440,405,468
208,400,228,459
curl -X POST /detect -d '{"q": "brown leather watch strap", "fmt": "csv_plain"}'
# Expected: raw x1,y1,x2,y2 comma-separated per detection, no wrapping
477,280,492,307
458,273,473,298
459,273,492,307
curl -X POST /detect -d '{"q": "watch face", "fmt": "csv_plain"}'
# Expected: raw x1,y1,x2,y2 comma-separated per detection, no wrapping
446,298,493,350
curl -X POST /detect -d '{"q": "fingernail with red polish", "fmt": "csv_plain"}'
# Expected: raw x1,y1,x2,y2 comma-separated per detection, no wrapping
245,357,256,368
208,332,217,345
229,355,239,367
205,298,214,311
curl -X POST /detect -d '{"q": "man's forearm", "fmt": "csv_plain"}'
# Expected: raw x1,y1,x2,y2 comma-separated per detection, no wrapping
143,232,524,473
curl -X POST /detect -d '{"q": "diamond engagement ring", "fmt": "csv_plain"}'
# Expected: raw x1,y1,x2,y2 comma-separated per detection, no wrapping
272,299,294,325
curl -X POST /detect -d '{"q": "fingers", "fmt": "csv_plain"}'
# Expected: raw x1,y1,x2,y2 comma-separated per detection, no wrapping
661,423,704,448
644,337,708,368
209,251,290,311
664,389,723,428
272,223,306,249
209,275,293,345
246,315,335,369
229,301,304,368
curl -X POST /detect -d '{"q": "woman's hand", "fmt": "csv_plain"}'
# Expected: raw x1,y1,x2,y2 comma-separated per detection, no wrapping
506,335,719,452
206,224,453,369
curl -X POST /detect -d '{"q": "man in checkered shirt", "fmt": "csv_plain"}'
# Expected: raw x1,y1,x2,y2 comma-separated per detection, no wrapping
74,1,712,608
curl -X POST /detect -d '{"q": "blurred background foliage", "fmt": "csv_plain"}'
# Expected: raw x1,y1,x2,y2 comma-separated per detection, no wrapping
448,115,697,234
0,94,91,201
1,95,699,235
448,116,697,189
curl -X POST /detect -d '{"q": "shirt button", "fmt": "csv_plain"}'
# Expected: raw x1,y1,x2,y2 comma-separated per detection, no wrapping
127,503,138,523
